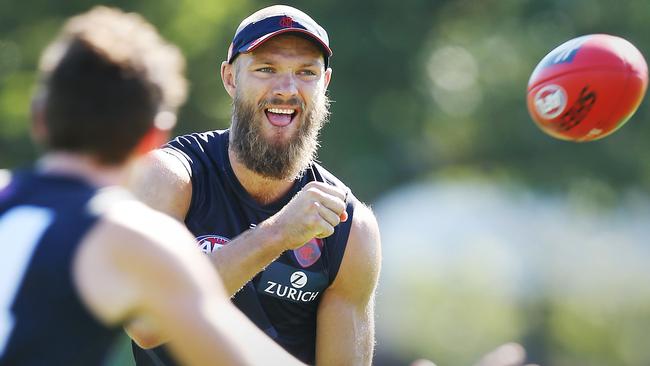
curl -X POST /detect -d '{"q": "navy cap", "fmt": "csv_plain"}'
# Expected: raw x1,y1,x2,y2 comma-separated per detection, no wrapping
227,5,332,68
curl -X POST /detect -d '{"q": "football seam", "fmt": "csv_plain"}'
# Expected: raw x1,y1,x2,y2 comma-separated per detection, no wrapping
527,65,627,92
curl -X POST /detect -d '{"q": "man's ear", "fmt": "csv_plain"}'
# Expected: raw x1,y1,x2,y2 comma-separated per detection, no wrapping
132,110,177,156
221,61,236,98
324,67,332,89
132,126,169,157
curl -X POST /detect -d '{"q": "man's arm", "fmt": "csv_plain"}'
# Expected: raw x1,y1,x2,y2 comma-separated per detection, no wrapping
315,203,382,366
129,150,348,296
73,200,304,366
207,179,348,294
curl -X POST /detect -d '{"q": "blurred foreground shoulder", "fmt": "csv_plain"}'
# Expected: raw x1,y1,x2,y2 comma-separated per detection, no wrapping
0,169,10,190
73,198,222,326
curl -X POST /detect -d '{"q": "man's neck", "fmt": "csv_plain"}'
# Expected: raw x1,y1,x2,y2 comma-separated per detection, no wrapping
37,152,127,188
227,147,296,205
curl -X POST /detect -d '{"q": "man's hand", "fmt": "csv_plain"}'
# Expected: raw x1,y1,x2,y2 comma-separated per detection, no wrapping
261,181,348,250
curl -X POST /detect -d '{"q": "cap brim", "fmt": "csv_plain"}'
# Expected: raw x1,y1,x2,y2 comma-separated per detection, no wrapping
243,28,332,57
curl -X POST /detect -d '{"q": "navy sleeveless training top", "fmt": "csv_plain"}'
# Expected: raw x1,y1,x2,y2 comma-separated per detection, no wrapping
0,170,121,366
133,129,355,365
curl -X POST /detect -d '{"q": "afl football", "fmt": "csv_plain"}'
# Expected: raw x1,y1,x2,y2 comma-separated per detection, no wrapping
527,34,648,141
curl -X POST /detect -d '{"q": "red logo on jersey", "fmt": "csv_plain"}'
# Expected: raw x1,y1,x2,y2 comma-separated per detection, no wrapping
293,238,323,268
279,16,293,28
196,235,230,254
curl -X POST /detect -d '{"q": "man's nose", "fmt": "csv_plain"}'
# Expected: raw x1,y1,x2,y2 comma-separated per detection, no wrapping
273,72,299,98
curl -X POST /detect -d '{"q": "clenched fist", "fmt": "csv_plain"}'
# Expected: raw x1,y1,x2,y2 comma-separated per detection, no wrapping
262,181,348,250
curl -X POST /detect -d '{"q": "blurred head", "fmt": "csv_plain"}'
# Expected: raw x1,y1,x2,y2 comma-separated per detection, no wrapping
34,6,187,165
221,6,333,180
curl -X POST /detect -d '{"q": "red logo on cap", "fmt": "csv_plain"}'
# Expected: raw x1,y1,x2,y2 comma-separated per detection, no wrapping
279,16,293,28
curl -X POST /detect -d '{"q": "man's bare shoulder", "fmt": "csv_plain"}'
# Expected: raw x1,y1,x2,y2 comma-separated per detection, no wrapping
73,198,212,324
78,198,198,279
348,202,381,268
129,149,192,220
328,201,381,298
97,197,206,265
134,149,192,188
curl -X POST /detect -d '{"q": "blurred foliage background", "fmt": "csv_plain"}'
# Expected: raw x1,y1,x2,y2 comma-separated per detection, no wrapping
2,0,650,365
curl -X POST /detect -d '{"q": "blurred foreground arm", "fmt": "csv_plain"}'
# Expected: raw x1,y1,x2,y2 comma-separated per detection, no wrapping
73,200,304,366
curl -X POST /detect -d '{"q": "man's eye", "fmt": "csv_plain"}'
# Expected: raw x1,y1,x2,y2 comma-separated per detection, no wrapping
299,70,317,76
256,67,274,73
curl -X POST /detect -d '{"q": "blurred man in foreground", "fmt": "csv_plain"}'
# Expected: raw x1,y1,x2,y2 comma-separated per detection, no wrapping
0,7,303,365
130,5,382,366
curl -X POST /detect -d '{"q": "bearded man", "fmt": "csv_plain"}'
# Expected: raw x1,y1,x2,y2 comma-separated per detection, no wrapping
129,5,381,366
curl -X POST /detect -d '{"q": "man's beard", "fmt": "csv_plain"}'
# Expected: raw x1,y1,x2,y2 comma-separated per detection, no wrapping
230,91,330,180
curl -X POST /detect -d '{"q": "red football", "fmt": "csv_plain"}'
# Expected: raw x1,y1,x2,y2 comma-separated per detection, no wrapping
527,34,648,141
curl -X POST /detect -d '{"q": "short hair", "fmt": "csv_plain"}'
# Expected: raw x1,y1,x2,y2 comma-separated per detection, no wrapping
37,6,188,164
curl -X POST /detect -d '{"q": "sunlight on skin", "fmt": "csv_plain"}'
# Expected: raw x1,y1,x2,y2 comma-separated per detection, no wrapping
0,169,10,189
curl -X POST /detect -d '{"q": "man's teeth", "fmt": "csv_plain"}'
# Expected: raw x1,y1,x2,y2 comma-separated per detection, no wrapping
267,108,295,115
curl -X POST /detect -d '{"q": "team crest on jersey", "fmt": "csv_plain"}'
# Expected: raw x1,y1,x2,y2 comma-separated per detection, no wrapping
293,238,324,268
196,234,230,254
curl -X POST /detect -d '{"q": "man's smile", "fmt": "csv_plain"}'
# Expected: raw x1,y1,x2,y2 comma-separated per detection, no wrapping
265,107,298,127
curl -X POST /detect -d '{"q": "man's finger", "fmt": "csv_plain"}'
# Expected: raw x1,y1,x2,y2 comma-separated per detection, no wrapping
304,181,346,201
316,202,341,227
